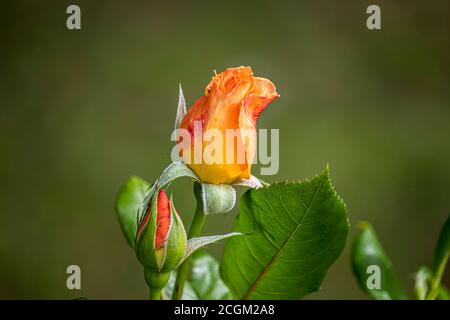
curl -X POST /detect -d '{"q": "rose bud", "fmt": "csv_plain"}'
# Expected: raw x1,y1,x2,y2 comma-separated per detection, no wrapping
179,66,279,184
136,189,187,276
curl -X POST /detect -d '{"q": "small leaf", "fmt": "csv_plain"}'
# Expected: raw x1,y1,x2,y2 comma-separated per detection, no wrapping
432,214,450,280
221,167,349,299
181,233,242,264
427,214,450,299
165,252,233,300
352,222,408,300
115,176,150,248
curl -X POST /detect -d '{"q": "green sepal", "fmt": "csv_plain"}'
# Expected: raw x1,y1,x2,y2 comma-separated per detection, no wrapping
138,162,198,226
160,200,187,272
200,183,236,215
136,194,159,269
179,233,242,265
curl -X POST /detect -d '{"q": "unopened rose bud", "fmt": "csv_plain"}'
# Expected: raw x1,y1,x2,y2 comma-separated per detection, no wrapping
136,189,187,276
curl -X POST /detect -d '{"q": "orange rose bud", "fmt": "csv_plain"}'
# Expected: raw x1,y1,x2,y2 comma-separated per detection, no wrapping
136,189,187,272
155,189,170,249
179,66,279,184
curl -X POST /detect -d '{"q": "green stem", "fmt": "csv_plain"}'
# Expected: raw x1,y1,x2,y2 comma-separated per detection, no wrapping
172,182,206,300
149,288,161,300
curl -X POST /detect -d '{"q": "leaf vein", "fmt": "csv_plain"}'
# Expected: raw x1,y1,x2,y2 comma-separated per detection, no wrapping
241,179,324,299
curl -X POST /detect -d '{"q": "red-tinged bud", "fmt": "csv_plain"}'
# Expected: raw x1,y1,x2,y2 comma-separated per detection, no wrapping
136,189,187,274
155,190,170,249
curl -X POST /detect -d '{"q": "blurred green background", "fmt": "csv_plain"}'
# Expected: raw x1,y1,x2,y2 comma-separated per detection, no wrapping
1,0,449,299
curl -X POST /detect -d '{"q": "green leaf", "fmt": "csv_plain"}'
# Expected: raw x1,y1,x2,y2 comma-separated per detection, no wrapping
115,176,150,248
165,252,233,300
352,222,408,300
220,167,349,300
427,214,450,299
433,215,450,275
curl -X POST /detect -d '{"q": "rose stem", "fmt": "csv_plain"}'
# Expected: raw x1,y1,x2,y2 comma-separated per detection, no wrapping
172,182,206,300
149,288,161,300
